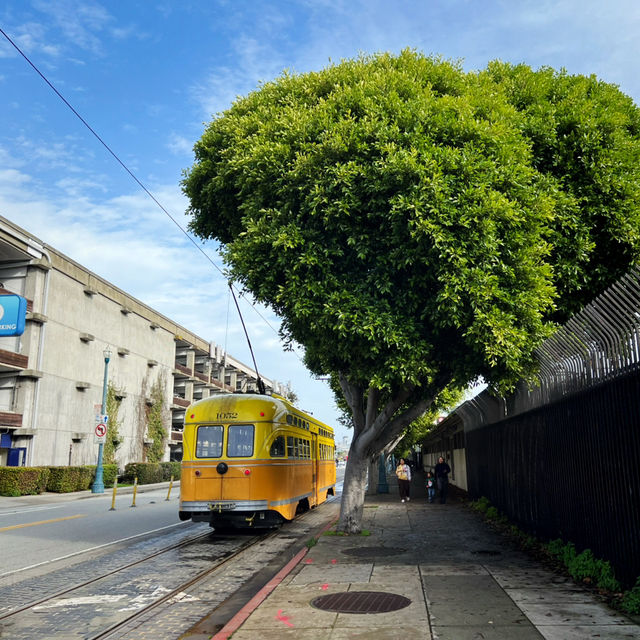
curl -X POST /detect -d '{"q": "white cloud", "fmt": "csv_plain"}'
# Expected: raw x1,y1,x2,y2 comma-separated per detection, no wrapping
167,133,193,157
31,0,112,55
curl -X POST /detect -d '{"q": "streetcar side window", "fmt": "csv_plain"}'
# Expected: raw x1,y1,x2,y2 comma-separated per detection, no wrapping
269,435,286,458
196,425,223,458
228,424,254,457
287,436,294,458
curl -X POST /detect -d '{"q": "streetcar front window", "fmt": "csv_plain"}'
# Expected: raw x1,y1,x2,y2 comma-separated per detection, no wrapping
195,425,223,458
228,424,254,457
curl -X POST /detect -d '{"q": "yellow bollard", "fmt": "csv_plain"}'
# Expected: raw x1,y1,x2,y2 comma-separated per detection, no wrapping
131,477,138,508
165,475,174,501
109,477,118,511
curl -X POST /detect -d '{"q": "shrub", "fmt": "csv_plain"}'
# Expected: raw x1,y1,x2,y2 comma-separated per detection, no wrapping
471,496,490,513
545,538,566,558
567,548,597,582
160,461,181,481
485,506,499,520
123,462,164,484
47,466,92,492
101,464,118,488
621,577,640,614
596,560,621,592
545,540,621,592
0,467,49,496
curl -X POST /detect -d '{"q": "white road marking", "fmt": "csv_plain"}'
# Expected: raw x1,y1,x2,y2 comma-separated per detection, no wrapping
0,521,193,578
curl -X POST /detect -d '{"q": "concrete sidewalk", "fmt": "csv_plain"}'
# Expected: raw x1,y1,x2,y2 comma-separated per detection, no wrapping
0,480,178,508
220,476,640,640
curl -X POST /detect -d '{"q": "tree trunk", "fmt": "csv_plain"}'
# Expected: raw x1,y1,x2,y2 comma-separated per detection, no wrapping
365,455,378,496
336,441,369,533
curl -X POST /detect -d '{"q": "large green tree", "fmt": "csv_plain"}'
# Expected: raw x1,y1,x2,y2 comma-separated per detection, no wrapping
183,51,640,532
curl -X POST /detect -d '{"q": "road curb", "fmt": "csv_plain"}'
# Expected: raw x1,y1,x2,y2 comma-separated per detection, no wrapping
211,515,339,640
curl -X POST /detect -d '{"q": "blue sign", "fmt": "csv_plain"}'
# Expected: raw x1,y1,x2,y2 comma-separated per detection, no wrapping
0,295,27,336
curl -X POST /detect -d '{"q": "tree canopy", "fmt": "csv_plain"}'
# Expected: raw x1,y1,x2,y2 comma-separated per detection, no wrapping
183,51,640,530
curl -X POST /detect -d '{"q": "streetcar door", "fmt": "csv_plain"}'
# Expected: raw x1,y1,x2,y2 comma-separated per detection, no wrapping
312,433,319,507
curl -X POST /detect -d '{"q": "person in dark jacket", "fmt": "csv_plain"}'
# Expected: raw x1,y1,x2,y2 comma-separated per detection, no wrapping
434,456,451,504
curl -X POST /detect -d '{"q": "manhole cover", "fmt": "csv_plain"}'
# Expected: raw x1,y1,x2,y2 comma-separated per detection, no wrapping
342,547,406,557
311,591,411,614
471,549,502,556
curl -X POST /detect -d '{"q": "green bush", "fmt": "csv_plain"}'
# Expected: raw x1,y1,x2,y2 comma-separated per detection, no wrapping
544,540,621,592
621,577,640,614
160,461,181,481
0,467,49,496
596,560,621,592
471,496,490,513
123,462,164,484
567,548,597,582
545,538,566,558
45,465,118,492
101,464,118,488
46,466,92,492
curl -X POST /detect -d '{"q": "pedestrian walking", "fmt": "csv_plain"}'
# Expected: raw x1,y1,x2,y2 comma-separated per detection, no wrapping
425,470,436,503
395,458,411,503
434,456,451,504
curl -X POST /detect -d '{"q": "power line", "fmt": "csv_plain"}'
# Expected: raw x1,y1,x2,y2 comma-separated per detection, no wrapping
0,25,285,351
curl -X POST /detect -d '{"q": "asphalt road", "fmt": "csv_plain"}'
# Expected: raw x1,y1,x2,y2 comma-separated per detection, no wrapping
0,486,208,576
0,469,345,578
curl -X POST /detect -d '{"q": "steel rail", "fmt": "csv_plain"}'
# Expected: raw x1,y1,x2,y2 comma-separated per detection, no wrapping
0,528,215,620
86,499,336,640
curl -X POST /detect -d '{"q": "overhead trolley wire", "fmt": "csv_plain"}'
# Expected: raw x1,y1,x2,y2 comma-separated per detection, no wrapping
0,25,287,360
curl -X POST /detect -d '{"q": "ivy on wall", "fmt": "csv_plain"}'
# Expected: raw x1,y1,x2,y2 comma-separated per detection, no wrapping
145,372,168,463
103,382,124,465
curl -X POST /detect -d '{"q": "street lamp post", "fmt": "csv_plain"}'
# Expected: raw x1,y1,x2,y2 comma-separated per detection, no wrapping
91,346,111,493
377,452,389,493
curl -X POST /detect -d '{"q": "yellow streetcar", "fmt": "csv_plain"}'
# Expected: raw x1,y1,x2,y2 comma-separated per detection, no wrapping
179,393,336,529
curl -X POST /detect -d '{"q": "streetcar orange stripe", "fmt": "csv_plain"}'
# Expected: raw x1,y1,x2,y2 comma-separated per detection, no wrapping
0,514,85,532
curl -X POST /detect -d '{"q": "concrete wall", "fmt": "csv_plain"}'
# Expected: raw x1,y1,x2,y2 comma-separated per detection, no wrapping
18,255,176,467
0,215,282,469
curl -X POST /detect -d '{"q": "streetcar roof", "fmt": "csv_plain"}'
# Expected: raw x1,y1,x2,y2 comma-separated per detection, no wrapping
184,393,334,434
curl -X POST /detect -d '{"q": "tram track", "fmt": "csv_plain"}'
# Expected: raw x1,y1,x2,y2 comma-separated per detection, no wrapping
0,499,339,640
85,529,278,640
0,528,226,620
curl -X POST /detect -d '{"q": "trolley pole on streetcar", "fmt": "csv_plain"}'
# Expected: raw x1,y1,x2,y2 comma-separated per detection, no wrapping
91,347,111,493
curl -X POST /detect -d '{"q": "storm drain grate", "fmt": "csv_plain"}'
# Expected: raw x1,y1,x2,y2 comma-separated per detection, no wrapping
341,546,406,557
310,591,411,614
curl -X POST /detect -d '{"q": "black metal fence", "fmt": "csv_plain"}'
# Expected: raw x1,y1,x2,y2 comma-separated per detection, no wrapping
465,368,640,586
435,267,640,587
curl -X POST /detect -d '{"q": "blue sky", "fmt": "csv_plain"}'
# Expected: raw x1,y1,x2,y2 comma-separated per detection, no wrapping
1,0,639,445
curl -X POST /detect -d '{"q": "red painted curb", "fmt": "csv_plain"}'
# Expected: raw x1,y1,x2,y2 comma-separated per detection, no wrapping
211,546,308,640
211,516,338,640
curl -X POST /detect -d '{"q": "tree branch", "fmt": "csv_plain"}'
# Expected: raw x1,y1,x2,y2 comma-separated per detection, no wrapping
339,373,365,436
365,387,380,429
357,384,415,454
